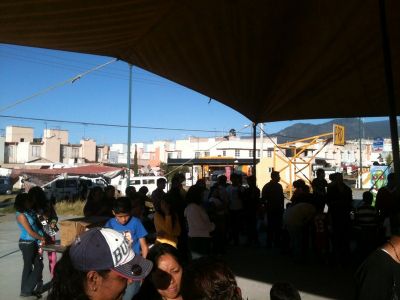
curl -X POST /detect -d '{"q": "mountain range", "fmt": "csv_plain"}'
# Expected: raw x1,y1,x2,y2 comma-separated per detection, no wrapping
273,118,398,143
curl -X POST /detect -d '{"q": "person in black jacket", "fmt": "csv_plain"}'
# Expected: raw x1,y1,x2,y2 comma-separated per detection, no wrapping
262,171,284,248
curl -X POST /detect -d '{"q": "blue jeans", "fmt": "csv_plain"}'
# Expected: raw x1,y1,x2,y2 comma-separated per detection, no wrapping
19,240,44,295
123,280,141,300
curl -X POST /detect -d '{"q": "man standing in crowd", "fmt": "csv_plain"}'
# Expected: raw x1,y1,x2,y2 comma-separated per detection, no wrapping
327,172,352,264
151,177,167,212
262,171,284,248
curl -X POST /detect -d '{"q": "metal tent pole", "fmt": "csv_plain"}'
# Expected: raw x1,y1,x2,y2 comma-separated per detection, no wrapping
379,0,400,184
253,122,257,179
359,117,363,189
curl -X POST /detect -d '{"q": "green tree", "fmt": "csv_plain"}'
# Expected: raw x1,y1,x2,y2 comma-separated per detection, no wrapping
133,144,139,176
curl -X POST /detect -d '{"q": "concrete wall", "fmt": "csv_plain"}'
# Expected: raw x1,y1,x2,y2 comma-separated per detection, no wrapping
16,142,30,163
4,144,17,163
0,137,4,164
43,138,61,162
80,139,96,162
6,126,33,143
43,129,68,144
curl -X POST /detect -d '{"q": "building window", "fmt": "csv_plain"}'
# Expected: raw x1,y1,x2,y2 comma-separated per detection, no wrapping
268,167,273,172
257,150,260,157
168,152,173,159
62,146,67,159
195,152,200,158
204,151,210,157
267,150,272,158
235,149,240,158
72,147,79,158
8,146,14,158
31,146,41,157
96,148,102,161
249,150,253,157
177,152,181,159
222,150,226,156
20,138,24,142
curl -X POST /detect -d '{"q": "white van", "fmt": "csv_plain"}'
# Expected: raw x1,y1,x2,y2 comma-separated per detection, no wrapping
42,176,108,201
118,176,167,196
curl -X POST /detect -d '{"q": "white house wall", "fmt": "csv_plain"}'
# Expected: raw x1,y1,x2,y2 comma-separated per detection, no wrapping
0,137,4,164
16,142,30,163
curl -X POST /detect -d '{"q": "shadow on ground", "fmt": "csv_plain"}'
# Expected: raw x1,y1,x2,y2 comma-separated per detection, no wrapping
224,245,356,300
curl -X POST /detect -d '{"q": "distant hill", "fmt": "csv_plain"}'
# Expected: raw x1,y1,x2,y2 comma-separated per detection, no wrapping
273,118,398,143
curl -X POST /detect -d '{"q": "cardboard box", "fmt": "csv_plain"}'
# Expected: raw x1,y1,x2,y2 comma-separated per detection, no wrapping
59,216,109,246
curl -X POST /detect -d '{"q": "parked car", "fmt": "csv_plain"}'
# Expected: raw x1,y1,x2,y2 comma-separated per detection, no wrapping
42,176,108,201
0,176,12,195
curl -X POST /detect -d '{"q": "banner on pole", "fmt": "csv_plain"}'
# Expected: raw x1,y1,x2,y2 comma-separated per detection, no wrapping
333,124,345,146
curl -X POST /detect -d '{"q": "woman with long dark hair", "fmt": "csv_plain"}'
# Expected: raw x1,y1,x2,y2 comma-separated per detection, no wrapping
29,186,58,277
181,257,243,300
134,243,183,300
15,193,45,298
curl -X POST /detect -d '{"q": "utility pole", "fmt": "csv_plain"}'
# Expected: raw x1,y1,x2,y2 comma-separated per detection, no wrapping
379,0,400,185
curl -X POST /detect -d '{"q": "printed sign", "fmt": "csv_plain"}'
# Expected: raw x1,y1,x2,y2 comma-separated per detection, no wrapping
333,124,345,146
372,137,384,152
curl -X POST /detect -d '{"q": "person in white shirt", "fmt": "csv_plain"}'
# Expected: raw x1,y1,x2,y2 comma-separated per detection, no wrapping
184,185,215,258
226,173,244,246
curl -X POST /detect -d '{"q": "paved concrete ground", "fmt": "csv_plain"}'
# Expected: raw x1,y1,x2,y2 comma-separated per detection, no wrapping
0,213,356,300
0,213,54,300
226,245,355,300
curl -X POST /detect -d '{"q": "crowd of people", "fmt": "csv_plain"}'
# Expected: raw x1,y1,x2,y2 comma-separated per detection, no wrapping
14,169,400,299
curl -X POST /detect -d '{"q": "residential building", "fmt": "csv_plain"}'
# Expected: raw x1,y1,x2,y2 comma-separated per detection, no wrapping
96,145,109,163
81,139,96,162
6,126,33,143
43,128,69,144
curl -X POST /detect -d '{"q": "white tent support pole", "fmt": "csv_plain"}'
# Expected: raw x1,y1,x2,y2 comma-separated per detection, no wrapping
253,122,257,179
260,123,264,158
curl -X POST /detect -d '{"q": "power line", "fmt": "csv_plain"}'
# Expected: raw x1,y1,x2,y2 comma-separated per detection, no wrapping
0,114,242,134
0,58,118,113
2,44,151,77
0,49,181,88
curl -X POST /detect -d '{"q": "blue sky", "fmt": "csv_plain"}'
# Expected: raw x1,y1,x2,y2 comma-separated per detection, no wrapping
0,44,388,144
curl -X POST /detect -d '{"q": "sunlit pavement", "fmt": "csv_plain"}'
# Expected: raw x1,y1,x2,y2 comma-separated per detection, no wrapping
0,214,55,300
226,244,355,300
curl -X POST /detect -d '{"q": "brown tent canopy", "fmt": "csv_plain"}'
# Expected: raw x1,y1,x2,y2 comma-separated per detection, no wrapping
1,0,399,123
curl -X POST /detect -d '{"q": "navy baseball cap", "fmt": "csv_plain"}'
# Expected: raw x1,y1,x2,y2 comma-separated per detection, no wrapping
70,228,153,280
